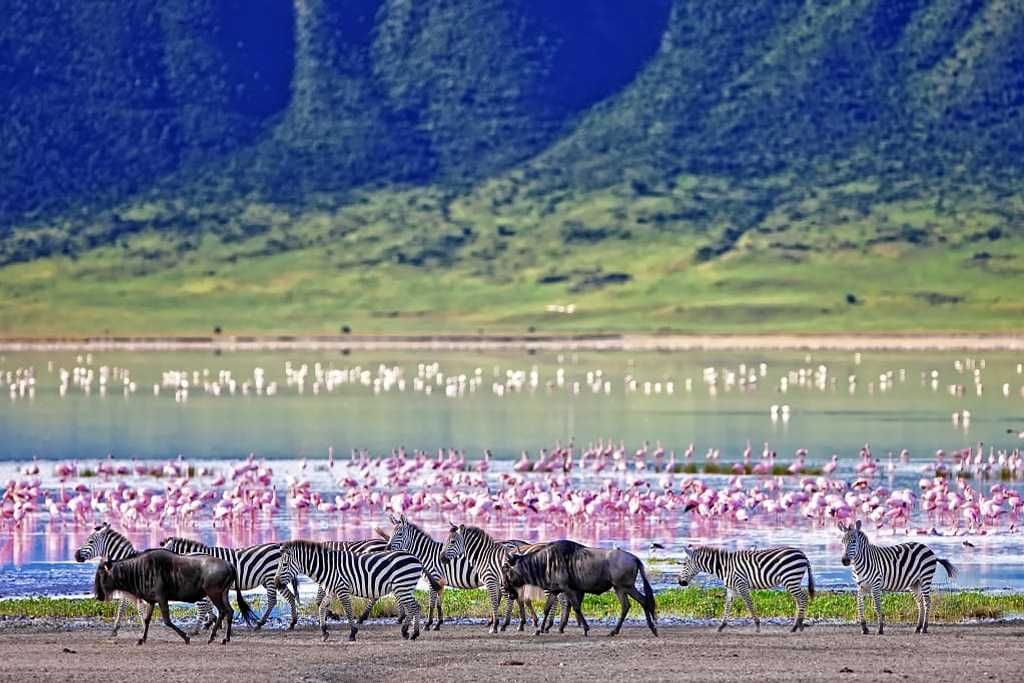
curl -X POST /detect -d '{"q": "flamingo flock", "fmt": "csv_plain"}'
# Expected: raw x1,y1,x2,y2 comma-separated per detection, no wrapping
3,443,1023,538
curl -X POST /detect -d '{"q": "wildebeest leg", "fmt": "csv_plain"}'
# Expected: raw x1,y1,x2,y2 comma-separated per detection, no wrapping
159,598,190,644
536,592,557,636
609,588,631,636
567,590,589,636
627,585,659,636
138,602,155,646
208,589,234,645
521,596,539,632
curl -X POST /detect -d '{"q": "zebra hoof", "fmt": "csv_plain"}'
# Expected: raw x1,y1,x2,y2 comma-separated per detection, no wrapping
401,625,410,640
410,629,420,641
431,623,440,632
221,637,229,645
136,639,145,646
534,629,543,636
348,628,357,642
322,630,330,642
607,630,618,637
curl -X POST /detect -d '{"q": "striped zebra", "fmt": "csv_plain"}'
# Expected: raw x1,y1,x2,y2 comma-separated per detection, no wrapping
677,545,815,632
839,520,957,634
161,537,300,630
384,514,477,631
315,539,395,623
273,540,433,641
443,525,570,633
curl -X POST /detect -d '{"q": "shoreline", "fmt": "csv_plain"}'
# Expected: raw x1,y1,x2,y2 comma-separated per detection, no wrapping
1,332,1021,352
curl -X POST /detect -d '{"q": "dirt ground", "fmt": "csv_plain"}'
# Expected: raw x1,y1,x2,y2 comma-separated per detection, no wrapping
1,621,1021,682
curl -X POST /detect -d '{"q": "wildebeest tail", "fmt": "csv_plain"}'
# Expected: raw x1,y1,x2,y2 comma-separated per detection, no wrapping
938,558,958,580
638,560,657,619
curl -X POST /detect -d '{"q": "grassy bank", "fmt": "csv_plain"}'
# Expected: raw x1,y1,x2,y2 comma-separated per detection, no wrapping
4,590,1023,624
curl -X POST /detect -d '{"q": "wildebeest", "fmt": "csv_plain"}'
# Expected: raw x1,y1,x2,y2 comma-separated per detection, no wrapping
502,540,658,637
93,548,254,645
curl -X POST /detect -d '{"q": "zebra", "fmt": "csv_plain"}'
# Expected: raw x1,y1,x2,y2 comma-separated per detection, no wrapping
383,514,478,631
315,538,395,623
443,525,570,633
839,519,957,634
161,537,300,630
73,522,212,635
273,540,433,641
677,545,815,632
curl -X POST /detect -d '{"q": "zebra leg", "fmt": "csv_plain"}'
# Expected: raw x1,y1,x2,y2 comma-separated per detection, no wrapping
255,581,277,629
739,588,759,633
399,591,421,641
357,597,377,623
872,585,884,635
336,590,357,642
557,593,570,633
318,591,335,642
718,588,735,632
138,601,155,646
158,598,190,644
111,597,129,637
279,583,299,630
317,585,341,622
912,585,924,633
195,598,215,632
856,585,869,635
921,591,932,634
486,580,502,635
424,589,436,629
789,584,808,633
500,592,516,632
609,588,630,636
433,588,443,631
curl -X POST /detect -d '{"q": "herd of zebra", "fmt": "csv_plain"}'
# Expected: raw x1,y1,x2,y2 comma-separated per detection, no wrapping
75,517,958,645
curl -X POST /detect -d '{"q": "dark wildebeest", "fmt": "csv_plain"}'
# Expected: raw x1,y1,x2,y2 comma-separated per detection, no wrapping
93,548,254,645
502,540,658,637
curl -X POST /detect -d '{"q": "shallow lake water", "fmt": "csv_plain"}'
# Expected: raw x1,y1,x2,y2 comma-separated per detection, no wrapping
1,349,1023,599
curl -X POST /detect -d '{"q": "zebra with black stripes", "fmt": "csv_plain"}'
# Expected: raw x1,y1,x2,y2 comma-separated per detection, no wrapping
74,522,151,636
273,540,432,641
839,519,957,634
316,538,395,623
384,514,477,631
677,545,815,632
443,525,570,633
161,537,300,630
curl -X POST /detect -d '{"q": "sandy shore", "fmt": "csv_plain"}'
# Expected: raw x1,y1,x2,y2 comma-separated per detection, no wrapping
2,622,1021,682
0,332,1021,352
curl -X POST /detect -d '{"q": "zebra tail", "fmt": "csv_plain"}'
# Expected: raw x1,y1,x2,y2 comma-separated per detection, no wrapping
807,564,816,600
938,558,958,580
637,561,657,619
291,575,300,603
426,570,445,594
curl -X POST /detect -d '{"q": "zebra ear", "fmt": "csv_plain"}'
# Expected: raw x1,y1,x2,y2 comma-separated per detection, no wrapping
389,513,399,525
400,513,407,522
837,521,847,531
458,524,465,532
682,545,693,557
449,521,458,532
855,520,862,531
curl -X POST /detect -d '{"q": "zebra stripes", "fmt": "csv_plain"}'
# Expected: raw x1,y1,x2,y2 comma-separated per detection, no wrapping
384,514,476,630
316,539,392,622
678,545,815,632
74,523,148,636
160,537,300,630
274,540,430,641
839,519,957,634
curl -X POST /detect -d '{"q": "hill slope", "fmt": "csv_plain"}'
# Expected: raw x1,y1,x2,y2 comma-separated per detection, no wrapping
1,0,1022,336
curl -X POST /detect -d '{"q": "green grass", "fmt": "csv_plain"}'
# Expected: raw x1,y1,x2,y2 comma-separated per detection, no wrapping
5,590,1022,624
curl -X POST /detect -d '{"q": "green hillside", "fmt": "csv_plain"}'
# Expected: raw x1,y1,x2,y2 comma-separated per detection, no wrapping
1,0,1022,336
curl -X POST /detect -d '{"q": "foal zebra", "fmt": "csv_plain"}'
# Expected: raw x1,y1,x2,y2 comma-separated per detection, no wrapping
677,545,815,632
274,540,432,641
384,514,477,630
161,537,300,630
839,520,957,634
74,523,212,635
444,525,569,633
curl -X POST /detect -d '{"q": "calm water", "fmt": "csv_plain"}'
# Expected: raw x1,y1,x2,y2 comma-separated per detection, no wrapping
2,349,1023,599
2,349,1021,462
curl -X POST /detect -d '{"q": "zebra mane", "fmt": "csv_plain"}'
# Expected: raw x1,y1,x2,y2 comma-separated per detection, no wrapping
461,525,499,547
280,539,325,553
690,546,728,571
89,525,138,555
402,519,441,545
